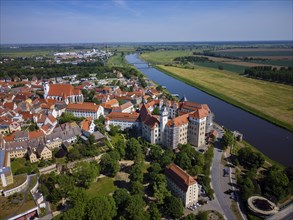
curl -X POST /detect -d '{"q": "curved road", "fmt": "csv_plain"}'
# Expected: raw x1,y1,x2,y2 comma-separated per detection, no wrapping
211,127,240,220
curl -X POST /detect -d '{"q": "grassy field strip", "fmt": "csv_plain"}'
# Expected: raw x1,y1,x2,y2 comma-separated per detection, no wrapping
140,50,195,64
194,55,284,69
156,65,293,131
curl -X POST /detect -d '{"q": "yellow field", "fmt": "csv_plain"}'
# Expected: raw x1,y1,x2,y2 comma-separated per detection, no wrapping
157,65,293,130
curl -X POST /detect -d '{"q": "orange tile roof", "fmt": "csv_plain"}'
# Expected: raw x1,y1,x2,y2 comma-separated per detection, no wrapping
189,108,209,119
165,163,196,192
3,133,15,142
81,117,93,131
47,115,57,124
106,112,139,122
67,102,100,112
29,130,45,139
48,84,81,98
167,113,189,127
101,99,119,109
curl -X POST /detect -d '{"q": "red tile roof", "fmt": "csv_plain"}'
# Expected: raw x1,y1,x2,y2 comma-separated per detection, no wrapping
165,163,196,192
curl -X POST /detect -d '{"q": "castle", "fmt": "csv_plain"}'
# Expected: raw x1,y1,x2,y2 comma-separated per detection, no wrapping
106,97,213,149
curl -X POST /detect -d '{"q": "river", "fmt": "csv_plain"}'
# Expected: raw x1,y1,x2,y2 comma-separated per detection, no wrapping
126,54,293,167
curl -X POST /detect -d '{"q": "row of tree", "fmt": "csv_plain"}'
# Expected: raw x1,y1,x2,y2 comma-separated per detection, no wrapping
174,56,211,64
244,66,293,84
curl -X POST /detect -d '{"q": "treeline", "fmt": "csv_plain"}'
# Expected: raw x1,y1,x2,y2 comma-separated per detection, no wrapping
174,56,211,64
0,57,114,80
244,66,293,84
113,66,147,87
193,51,267,61
0,59,112,80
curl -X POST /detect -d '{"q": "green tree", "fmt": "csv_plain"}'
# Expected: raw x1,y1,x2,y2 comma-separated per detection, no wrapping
149,202,161,220
221,131,235,149
151,174,170,204
149,145,163,162
109,125,120,136
85,195,117,220
164,195,184,219
113,188,130,213
126,138,143,161
115,140,126,159
126,195,150,220
160,149,175,167
175,152,192,170
88,134,95,145
100,154,120,177
263,166,290,201
130,181,144,196
129,163,144,182
73,162,100,188
148,163,162,182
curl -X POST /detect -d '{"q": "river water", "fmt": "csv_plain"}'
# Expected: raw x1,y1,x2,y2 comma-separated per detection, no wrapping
126,54,293,167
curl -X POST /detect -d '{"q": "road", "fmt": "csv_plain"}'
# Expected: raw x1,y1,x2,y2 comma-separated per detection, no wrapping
266,203,293,220
211,127,239,220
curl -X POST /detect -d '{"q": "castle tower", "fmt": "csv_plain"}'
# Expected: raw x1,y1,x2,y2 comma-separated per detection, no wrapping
43,81,49,99
160,107,168,143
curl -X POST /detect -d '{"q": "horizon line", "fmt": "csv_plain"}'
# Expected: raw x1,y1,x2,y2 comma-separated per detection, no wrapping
1,40,293,46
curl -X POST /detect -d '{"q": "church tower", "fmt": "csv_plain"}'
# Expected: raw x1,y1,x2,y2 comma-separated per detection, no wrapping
43,81,49,99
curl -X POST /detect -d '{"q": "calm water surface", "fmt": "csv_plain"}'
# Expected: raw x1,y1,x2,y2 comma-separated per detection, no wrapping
126,54,293,167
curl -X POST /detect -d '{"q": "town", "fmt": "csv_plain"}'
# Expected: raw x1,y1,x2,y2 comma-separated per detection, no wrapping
0,63,221,219
0,43,292,220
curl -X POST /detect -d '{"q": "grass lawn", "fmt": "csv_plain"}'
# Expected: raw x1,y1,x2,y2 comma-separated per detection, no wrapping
156,65,293,131
0,196,36,220
2,174,27,191
56,157,66,164
10,158,39,175
107,54,129,67
140,50,195,64
0,49,51,57
86,176,117,199
11,158,27,174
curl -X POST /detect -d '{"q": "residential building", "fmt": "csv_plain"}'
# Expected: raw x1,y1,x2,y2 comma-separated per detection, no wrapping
80,117,95,137
105,112,139,131
66,102,104,119
165,163,199,207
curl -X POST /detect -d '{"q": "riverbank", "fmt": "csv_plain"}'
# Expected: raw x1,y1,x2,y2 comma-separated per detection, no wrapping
153,65,293,132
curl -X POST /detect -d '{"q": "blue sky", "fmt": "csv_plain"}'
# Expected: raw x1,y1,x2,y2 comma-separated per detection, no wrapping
0,0,292,44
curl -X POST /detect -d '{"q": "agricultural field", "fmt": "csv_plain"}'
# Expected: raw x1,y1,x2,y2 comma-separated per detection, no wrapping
156,65,293,131
0,48,52,57
213,48,293,67
140,50,195,64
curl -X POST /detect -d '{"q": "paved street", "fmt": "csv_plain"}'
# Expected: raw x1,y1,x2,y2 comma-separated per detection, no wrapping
211,126,239,220
266,203,293,220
